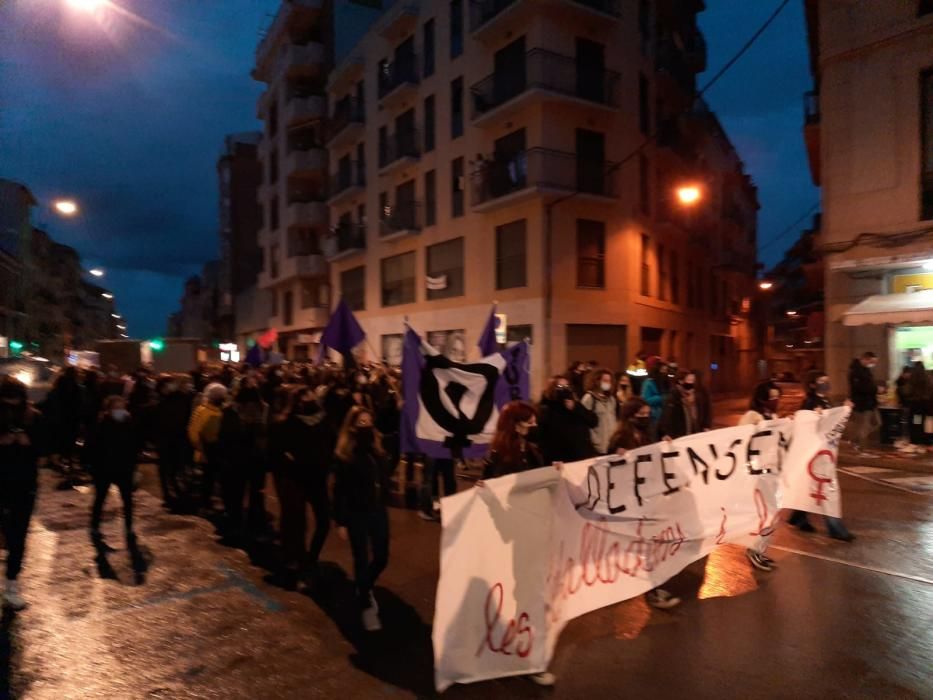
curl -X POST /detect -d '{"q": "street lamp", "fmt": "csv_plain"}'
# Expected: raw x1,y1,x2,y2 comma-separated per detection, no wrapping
53,199,79,216
89,268,105,277
116,324,126,330
923,260,933,271
66,0,104,11
758,281,774,290
111,313,121,319
786,310,798,317
675,184,703,207
101,292,113,300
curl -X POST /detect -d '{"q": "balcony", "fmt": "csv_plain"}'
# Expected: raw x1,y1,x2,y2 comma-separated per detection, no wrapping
328,53,365,94
326,97,365,150
286,147,326,177
377,2,419,41
377,54,420,110
470,0,621,41
327,161,366,205
324,223,367,262
280,253,327,280
257,90,274,119
684,31,707,73
279,42,326,80
470,49,620,126
284,95,325,126
471,148,616,212
656,37,695,92
803,90,821,186
379,201,423,241
255,0,324,66
286,201,328,228
378,129,420,174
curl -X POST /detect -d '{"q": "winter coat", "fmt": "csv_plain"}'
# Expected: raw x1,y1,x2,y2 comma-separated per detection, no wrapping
154,390,192,449
580,391,618,454
801,394,831,411
482,443,545,479
537,398,598,464
218,405,267,472
640,378,667,422
0,407,44,491
90,415,138,477
277,410,335,486
333,448,391,525
848,360,878,412
188,403,224,463
658,391,709,440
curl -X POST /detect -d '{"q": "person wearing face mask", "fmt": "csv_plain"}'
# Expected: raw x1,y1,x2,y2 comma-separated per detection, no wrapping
615,374,634,409
269,387,335,589
0,377,45,610
658,371,708,440
640,357,671,435
580,369,618,455
334,406,392,632
88,396,140,552
483,402,544,478
848,351,880,453
538,376,598,465
739,381,782,572
787,371,856,541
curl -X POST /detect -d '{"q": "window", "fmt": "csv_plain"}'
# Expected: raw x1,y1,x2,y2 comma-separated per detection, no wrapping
427,237,465,300
270,243,280,279
657,242,667,300
639,153,650,215
496,219,527,289
269,148,279,185
923,69,933,220
381,252,416,307
269,97,278,137
640,233,650,296
378,125,387,166
357,142,366,183
450,0,463,59
423,19,435,76
424,95,436,152
506,324,533,346
355,80,365,119
341,266,365,311
270,288,278,316
270,197,279,231
357,203,366,225
639,73,649,135
670,250,680,304
451,77,464,139
301,280,322,309
451,157,464,217
425,170,437,226
576,220,605,288
283,290,294,326
379,191,389,220
638,0,651,53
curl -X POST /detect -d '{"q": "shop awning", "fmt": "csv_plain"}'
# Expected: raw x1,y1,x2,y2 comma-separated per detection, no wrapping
843,290,933,326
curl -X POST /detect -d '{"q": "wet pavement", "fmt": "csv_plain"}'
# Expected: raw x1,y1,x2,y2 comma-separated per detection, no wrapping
2,453,931,700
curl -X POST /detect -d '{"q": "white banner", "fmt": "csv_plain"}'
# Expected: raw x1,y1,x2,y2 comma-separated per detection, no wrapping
433,408,850,691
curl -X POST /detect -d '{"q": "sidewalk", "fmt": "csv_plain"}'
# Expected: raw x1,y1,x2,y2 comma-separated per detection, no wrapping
838,442,933,474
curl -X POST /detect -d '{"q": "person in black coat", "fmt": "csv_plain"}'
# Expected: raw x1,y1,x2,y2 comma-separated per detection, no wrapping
89,395,139,549
153,376,193,511
334,406,392,632
537,375,598,464
0,377,45,610
482,401,545,479
658,370,709,440
47,366,83,469
847,352,879,451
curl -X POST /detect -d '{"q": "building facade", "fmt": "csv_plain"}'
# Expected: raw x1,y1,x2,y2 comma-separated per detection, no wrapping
319,0,758,393
168,261,221,343
0,179,35,345
806,1,933,388
217,132,264,342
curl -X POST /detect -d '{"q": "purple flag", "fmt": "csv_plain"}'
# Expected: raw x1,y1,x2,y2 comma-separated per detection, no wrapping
401,325,529,459
477,304,499,356
318,299,365,362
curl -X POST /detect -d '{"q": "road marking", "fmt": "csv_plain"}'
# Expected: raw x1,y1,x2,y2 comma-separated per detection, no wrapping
838,468,929,495
882,475,933,492
842,466,894,475
770,545,933,586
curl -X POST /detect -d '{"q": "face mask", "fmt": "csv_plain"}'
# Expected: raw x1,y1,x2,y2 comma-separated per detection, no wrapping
816,381,830,395
600,382,612,393
355,427,374,448
524,425,540,443
618,385,629,393
299,400,319,415
112,409,129,422
681,383,695,392
764,399,779,414
633,416,650,430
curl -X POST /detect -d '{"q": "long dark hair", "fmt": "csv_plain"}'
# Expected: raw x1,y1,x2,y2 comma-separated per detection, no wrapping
609,398,650,450
750,381,780,414
335,406,385,462
490,401,537,468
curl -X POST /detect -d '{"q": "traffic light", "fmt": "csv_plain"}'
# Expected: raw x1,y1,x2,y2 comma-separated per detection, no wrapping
9,340,23,355
149,338,165,352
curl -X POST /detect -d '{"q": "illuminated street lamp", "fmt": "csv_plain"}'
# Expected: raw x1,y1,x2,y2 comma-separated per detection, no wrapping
112,313,121,319
89,268,105,277
116,324,126,330
758,281,774,290
101,292,113,300
53,199,79,216
675,184,703,207
66,0,104,11
786,310,798,317
923,260,933,271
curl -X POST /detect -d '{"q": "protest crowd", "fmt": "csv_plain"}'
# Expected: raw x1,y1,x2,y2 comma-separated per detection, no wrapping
0,340,924,684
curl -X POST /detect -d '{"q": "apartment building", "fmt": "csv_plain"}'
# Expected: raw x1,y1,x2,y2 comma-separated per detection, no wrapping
805,1,933,387
321,0,757,392
253,0,333,360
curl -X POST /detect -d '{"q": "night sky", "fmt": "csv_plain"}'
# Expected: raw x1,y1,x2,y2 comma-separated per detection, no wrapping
0,0,818,340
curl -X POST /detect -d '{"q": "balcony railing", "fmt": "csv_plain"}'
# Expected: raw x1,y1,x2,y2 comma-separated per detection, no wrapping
469,0,620,32
656,37,694,88
471,148,615,206
329,161,366,199
377,53,420,100
378,129,421,169
325,223,367,258
471,49,620,119
327,97,365,142
804,90,820,125
380,201,423,237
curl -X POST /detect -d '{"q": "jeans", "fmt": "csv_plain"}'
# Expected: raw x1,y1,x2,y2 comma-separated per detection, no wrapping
849,409,878,449
0,483,36,581
91,469,135,537
789,510,852,538
420,457,457,513
346,508,390,607
274,471,331,571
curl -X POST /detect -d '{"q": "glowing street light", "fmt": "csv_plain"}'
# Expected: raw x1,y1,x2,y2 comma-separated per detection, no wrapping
101,292,113,300
786,310,798,317
758,281,774,290
120,333,128,338
53,199,79,216
923,260,933,271
112,313,121,319
89,268,105,277
66,0,104,12
675,184,703,207
116,324,127,330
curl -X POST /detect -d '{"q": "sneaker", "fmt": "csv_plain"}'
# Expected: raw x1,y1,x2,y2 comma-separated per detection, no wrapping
746,548,776,572
795,521,816,533
529,672,557,687
646,588,681,610
432,499,441,512
418,510,439,522
2,580,27,611
362,604,382,632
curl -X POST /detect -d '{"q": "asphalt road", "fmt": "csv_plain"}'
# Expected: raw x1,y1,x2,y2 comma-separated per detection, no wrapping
2,451,931,700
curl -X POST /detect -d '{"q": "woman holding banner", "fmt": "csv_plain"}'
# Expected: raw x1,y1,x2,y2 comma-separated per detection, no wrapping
334,406,392,632
740,381,782,572
482,402,545,478
538,376,598,465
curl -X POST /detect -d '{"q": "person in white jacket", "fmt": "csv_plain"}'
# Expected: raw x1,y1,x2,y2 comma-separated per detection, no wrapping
580,369,618,455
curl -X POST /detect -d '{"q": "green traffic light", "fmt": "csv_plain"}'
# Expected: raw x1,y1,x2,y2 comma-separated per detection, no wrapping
9,340,24,354
149,338,165,352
